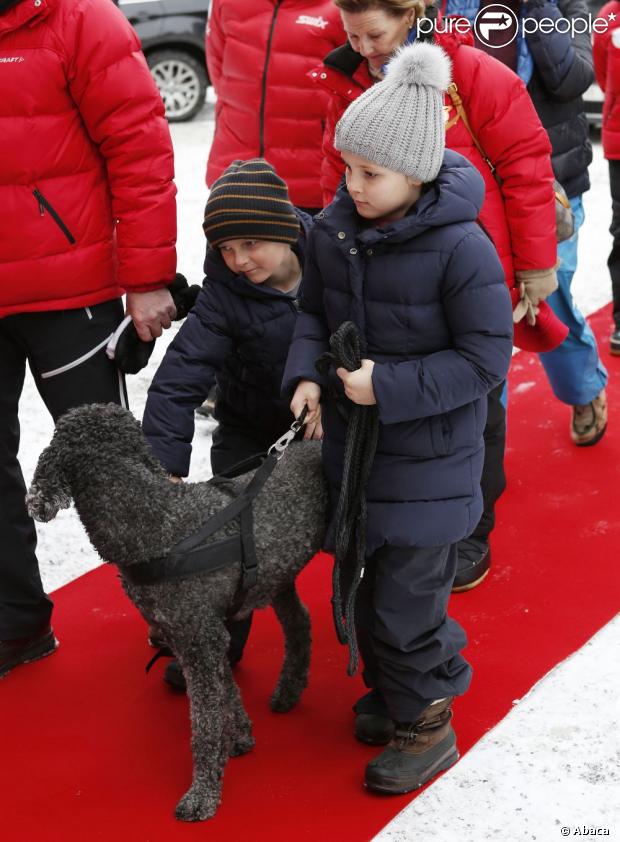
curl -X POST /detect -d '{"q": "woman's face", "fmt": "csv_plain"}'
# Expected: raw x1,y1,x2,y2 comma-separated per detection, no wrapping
340,7,416,75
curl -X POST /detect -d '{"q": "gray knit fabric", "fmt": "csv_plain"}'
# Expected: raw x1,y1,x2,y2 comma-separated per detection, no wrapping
335,42,452,182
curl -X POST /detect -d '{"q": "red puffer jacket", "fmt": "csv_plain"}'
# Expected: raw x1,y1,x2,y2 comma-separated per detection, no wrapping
206,0,344,208
0,0,176,318
594,1,620,160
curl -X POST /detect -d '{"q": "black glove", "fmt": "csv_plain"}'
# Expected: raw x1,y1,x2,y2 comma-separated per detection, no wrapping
107,274,201,374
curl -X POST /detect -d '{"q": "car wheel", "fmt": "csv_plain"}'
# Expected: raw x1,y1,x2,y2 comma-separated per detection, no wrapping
147,49,207,123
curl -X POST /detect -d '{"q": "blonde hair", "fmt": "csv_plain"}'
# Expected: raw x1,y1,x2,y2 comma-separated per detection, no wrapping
334,0,426,20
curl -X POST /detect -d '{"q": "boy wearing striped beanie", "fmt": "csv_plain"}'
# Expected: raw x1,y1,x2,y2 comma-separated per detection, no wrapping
142,159,321,687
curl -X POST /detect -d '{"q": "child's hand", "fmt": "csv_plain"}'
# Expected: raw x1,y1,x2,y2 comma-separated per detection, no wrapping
304,409,324,441
168,474,184,484
336,359,376,405
291,380,322,426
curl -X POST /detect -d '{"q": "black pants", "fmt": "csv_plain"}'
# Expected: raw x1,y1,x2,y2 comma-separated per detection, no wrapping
468,380,507,544
210,423,276,661
352,543,472,722
608,160,620,330
0,301,127,639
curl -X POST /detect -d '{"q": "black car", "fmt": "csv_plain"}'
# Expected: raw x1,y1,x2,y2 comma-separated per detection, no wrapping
117,0,210,122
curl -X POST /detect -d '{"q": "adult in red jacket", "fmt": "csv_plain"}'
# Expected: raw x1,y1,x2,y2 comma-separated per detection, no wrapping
594,0,620,353
0,0,176,678
206,0,345,211
313,0,562,601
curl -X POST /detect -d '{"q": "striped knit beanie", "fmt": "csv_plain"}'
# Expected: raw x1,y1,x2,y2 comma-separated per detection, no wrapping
203,159,299,247
335,42,451,183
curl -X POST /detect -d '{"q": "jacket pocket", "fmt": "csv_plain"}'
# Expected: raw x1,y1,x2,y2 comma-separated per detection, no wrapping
33,189,76,244
430,413,451,457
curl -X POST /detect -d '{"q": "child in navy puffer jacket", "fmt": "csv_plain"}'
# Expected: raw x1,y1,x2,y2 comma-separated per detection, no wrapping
143,159,321,683
284,43,513,794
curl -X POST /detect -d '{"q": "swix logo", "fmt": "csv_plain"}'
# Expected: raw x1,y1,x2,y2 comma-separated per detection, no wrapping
0,56,25,64
473,4,517,48
295,14,329,29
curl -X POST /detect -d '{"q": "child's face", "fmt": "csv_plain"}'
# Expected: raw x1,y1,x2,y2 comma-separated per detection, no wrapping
219,239,291,285
342,151,422,223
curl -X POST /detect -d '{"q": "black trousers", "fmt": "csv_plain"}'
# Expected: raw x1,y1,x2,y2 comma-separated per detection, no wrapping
608,159,620,330
469,380,507,543
352,543,472,722
0,301,127,639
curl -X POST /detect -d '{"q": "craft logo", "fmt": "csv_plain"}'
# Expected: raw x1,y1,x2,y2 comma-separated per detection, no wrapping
474,4,517,48
0,56,25,64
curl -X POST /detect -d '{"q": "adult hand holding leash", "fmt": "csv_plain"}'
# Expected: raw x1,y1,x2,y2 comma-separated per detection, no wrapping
126,288,177,341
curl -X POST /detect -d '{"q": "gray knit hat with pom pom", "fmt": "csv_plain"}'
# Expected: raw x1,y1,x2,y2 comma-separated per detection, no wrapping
335,42,451,183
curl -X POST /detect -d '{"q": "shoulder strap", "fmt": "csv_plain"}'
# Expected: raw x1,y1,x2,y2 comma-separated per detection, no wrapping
446,83,497,178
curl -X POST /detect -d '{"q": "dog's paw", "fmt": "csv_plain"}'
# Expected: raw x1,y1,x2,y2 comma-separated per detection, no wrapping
175,787,219,822
270,687,299,713
230,732,255,757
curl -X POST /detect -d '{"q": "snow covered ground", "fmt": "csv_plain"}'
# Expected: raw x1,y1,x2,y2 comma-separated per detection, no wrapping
16,97,620,840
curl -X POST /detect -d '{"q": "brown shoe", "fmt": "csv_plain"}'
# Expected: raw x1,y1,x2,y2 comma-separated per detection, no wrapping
571,388,608,447
0,625,58,678
364,697,459,794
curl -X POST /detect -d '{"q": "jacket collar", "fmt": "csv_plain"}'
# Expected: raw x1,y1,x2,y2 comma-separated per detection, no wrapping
0,0,53,36
308,42,372,101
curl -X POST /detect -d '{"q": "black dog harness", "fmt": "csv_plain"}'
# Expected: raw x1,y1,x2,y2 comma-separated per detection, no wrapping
126,410,307,593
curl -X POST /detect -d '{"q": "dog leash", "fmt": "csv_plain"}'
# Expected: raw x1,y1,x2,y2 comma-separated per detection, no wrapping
315,322,379,677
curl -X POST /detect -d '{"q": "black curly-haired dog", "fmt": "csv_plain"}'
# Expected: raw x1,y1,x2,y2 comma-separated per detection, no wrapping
27,403,327,822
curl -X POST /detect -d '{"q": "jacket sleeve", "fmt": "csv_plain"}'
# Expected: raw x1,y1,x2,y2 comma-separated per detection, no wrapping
593,13,611,91
371,231,514,425
142,283,234,476
321,95,348,205
524,0,595,101
64,0,176,291
206,0,224,93
282,234,331,396
468,53,557,271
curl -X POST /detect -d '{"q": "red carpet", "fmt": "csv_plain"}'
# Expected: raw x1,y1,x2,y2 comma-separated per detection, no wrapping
2,305,619,842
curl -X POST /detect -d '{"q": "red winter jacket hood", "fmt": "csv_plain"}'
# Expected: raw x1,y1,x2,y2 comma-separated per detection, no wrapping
206,0,345,208
594,1,620,160
0,0,176,318
314,28,561,351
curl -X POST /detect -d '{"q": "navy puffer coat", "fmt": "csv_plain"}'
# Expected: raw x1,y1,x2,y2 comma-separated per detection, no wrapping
143,213,310,477
283,151,513,552
524,0,594,198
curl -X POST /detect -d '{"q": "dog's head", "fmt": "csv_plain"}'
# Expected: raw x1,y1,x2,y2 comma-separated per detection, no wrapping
27,403,147,522
26,439,72,522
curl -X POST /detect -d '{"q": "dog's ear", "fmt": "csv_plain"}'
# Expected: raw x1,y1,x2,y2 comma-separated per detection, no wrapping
26,439,72,522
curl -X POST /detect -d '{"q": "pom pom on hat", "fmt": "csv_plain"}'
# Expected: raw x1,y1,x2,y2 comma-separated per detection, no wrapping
386,41,452,92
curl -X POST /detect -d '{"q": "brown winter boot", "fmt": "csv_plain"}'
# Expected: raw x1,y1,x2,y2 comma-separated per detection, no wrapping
571,388,607,447
364,697,459,794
